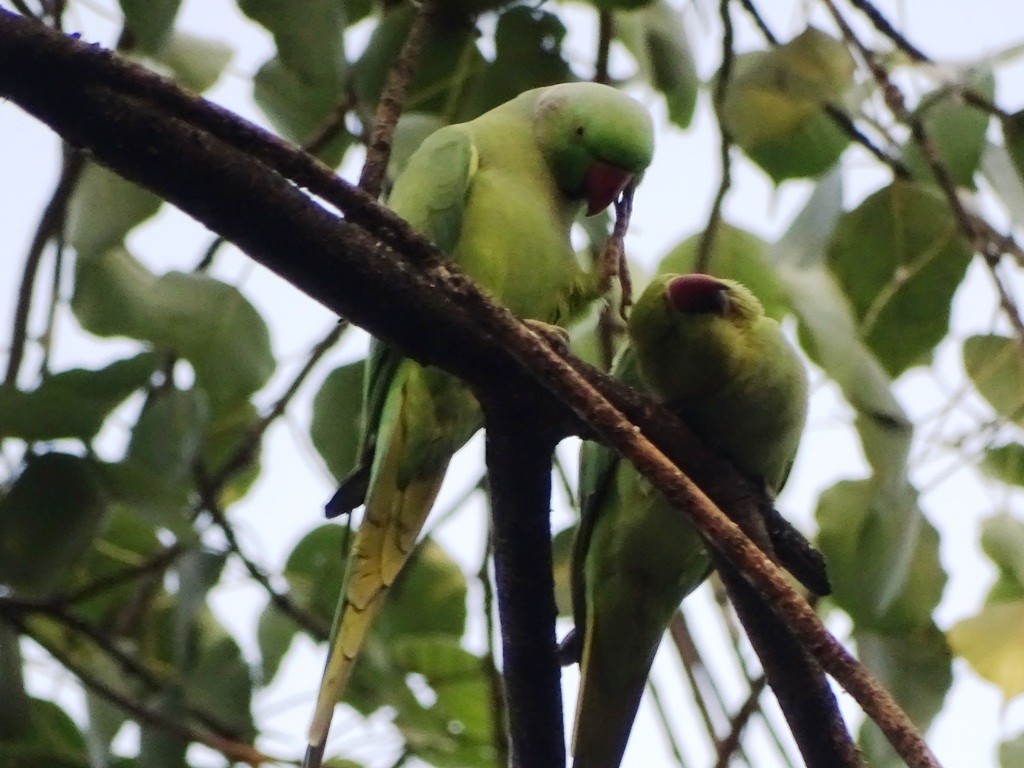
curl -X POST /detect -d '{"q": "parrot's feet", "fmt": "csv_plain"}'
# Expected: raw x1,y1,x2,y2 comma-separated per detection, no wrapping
557,627,581,666
523,319,571,354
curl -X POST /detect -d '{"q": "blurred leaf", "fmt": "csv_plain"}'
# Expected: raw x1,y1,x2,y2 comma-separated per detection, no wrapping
68,164,163,259
949,600,1024,699
353,5,485,121
257,606,296,684
85,692,126,768
552,524,576,618
0,453,108,599
73,247,275,412
658,223,789,319
720,28,853,181
311,360,366,481
376,538,467,640
982,142,1024,229
463,7,574,117
816,478,945,633
590,0,657,9
617,1,697,128
857,623,952,768
390,637,496,768
183,617,254,739
0,352,155,442
281,523,350,621
963,334,1024,425
1003,109,1024,187
772,173,912,480
0,697,90,767
202,399,263,506
0,625,29,742
902,72,995,188
826,181,973,376
67,507,162,625
980,514,1024,602
159,32,233,93
100,387,208,530
173,550,227,665
119,0,182,54
1002,731,1024,768
981,443,1024,486
242,0,349,159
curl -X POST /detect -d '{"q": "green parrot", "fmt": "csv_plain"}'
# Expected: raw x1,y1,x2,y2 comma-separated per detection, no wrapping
570,273,808,768
304,82,654,767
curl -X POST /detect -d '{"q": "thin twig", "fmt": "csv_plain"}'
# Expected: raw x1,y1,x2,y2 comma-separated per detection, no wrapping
668,611,733,753
595,11,613,85
714,676,769,768
646,678,691,768
4,149,84,385
479,529,509,766
1,609,272,766
694,0,735,274
357,0,436,197
847,0,928,62
59,543,184,606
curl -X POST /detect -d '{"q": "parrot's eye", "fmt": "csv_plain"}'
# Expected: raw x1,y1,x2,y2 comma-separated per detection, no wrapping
575,124,586,137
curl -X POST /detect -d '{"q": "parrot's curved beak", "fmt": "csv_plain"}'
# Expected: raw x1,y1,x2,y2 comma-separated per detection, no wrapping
584,161,633,216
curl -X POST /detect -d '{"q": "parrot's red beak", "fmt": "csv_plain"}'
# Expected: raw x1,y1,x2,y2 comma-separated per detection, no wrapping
584,161,633,216
666,274,730,315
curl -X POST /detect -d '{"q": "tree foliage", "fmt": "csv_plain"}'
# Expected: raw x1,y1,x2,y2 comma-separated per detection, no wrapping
1,1,1024,767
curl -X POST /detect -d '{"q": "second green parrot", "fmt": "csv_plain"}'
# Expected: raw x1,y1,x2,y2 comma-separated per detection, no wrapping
304,82,654,767
571,273,808,768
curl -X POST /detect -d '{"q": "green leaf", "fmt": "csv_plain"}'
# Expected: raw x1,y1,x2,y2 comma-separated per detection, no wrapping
617,1,698,128
657,223,789,320
72,247,275,412
816,479,945,633
980,514,1024,601
375,538,467,641
281,523,350,621
0,453,108,599
352,5,485,121
462,7,574,118
552,524,575,618
173,550,227,665
67,507,162,625
1001,731,1024,768
856,623,952,768
0,625,29,742
68,163,163,259
901,72,995,188
390,637,496,768
981,442,1024,487
825,181,973,376
949,599,1024,699
720,28,853,181
1003,109,1024,186
201,399,262,505
772,173,912,481
0,352,156,442
257,607,296,684
158,32,233,93
183,618,254,739
0,697,90,767
100,387,208,529
119,0,182,54
310,360,366,481
963,334,1024,425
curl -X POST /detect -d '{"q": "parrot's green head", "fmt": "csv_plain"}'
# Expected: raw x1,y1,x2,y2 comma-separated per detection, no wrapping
628,273,765,398
532,82,654,216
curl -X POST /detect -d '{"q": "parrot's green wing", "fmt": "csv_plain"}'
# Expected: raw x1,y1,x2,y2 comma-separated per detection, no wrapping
388,124,476,256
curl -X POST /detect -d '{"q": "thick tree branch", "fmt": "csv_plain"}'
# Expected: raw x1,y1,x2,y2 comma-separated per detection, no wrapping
0,13,938,767
481,399,565,768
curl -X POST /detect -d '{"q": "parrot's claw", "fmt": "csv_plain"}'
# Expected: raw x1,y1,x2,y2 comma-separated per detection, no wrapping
557,628,581,666
523,319,571,353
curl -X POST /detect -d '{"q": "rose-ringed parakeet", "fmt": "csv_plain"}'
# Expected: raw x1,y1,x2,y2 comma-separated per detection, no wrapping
304,82,654,768
571,273,808,768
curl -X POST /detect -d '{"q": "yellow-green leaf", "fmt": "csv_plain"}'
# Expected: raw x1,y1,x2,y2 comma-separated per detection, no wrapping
949,600,1024,699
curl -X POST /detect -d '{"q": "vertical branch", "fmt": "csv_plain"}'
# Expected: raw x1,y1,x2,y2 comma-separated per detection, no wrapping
358,0,436,197
4,148,83,385
594,11,613,85
481,398,564,768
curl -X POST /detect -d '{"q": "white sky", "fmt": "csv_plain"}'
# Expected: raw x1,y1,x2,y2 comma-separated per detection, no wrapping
3,1,1024,766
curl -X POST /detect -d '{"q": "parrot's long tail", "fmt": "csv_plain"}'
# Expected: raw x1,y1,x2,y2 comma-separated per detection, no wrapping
571,613,652,768
304,450,447,767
